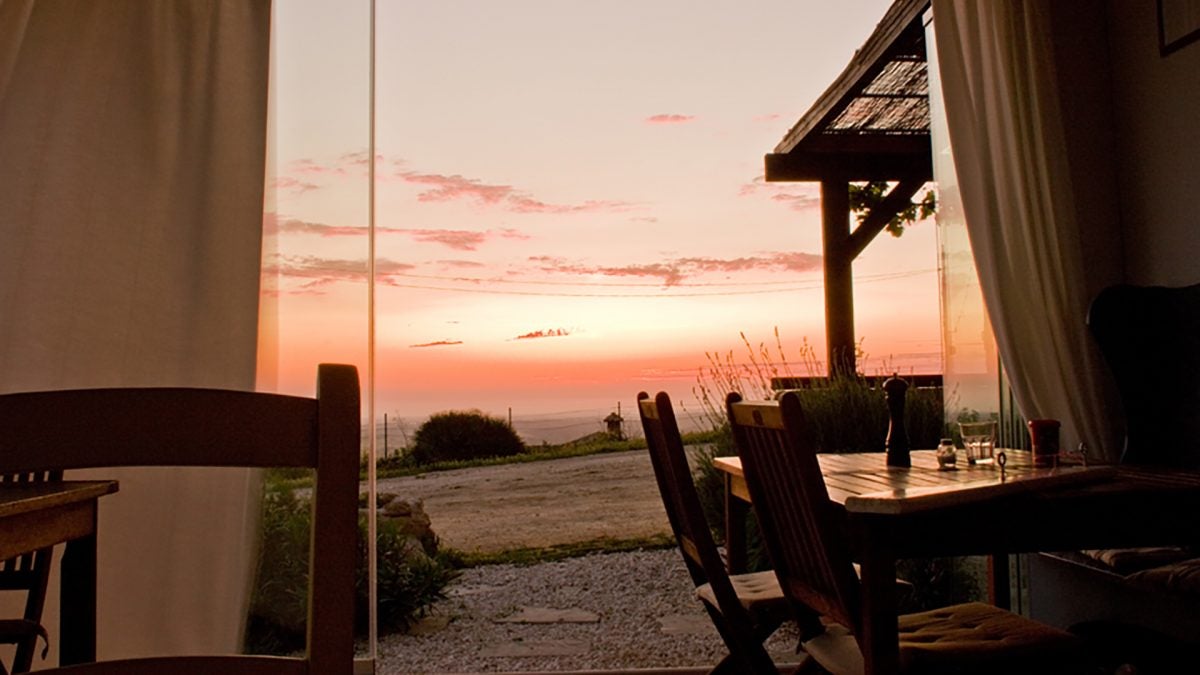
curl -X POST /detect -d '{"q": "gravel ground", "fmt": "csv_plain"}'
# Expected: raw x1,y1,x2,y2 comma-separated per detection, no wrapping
376,548,803,673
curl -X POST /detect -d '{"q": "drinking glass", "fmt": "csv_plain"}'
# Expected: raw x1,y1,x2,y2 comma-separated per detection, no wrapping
958,420,997,465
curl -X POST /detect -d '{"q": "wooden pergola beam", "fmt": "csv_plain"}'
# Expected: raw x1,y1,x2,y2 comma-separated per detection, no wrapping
819,178,927,375
764,150,932,182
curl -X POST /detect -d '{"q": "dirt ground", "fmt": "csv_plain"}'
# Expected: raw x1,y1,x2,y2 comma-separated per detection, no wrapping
375,450,681,553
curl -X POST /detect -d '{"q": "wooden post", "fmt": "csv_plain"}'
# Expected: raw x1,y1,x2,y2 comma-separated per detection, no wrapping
821,178,856,375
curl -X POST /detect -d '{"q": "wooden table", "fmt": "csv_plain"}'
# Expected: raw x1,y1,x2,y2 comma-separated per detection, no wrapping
0,480,119,666
714,450,1200,675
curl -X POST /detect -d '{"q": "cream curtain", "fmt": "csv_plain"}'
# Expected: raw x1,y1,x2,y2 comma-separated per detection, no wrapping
931,1,1120,458
0,0,271,663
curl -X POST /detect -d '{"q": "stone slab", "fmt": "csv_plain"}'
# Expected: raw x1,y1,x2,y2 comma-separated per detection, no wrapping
496,606,600,624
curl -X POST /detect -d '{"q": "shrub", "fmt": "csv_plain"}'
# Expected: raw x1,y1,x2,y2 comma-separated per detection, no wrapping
409,410,525,465
245,483,459,654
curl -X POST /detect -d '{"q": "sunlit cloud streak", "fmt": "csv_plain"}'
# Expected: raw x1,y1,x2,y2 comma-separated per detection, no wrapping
513,328,572,340
396,171,638,214
645,114,696,124
438,260,487,269
527,252,822,286
272,153,393,195
409,340,464,348
405,227,529,251
739,175,821,211
263,214,530,251
272,176,320,195
262,254,415,295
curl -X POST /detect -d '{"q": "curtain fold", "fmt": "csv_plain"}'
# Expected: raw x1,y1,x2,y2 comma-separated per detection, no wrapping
931,1,1121,459
0,0,271,661
0,0,33,100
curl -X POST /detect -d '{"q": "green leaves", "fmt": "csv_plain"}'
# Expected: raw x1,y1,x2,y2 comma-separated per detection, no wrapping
848,181,938,237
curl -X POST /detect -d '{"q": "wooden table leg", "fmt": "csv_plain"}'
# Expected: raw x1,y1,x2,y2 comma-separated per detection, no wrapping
859,547,901,675
60,532,97,665
988,553,1011,610
724,473,748,574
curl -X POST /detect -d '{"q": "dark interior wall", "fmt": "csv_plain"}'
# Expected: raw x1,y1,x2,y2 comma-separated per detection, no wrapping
1105,0,1200,286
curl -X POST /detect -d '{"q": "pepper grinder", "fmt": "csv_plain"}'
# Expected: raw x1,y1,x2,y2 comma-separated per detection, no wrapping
883,374,910,467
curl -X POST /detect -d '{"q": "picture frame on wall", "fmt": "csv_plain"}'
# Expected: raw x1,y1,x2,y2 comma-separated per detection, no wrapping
1159,0,1200,55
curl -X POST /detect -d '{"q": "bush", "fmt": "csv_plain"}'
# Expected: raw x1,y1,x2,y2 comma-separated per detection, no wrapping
409,410,525,465
245,484,459,654
689,329,945,571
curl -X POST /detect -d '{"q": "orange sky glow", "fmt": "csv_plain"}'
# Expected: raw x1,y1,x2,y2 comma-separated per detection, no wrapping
260,0,941,431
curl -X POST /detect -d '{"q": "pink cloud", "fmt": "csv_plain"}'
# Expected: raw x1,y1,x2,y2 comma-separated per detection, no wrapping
739,176,821,211
263,214,531,251
396,170,637,214
261,254,416,295
527,251,822,287
409,340,464,348
272,176,320,195
646,114,696,124
437,260,487,269
507,197,636,215
404,229,489,250
398,172,515,204
753,113,784,123
399,228,530,251
513,328,571,340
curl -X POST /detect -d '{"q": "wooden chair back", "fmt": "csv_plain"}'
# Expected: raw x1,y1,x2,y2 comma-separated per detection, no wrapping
1088,282,1200,467
637,393,744,612
0,364,361,675
638,391,779,672
0,469,60,673
726,391,862,636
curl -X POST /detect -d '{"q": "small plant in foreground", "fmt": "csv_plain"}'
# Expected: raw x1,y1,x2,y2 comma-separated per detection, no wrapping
245,483,458,654
410,410,526,465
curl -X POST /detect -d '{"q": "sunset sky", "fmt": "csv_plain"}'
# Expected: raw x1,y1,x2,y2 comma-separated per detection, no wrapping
260,0,941,425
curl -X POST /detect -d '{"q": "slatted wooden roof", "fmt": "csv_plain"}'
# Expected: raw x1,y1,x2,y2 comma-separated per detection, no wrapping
765,0,932,182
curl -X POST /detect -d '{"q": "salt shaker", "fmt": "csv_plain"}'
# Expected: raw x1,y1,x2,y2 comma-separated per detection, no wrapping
936,437,957,470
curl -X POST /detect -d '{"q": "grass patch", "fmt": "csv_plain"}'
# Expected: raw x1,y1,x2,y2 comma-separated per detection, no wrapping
440,534,676,568
371,429,717,480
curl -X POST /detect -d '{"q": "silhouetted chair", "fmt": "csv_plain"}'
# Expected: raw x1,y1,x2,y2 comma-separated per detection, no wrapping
637,391,799,674
727,391,1087,675
0,470,58,674
0,364,360,675
1088,282,1200,468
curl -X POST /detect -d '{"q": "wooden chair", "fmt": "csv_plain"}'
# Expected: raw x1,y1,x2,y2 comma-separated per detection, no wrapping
0,470,59,674
1088,282,1200,468
0,364,360,675
637,392,801,674
726,391,1086,675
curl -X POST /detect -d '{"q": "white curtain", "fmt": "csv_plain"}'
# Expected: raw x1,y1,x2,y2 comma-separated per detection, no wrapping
0,0,271,663
931,1,1121,459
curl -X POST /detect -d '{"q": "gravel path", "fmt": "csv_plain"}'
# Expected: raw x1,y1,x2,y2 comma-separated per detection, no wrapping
376,548,803,673
375,449,688,553
372,450,805,672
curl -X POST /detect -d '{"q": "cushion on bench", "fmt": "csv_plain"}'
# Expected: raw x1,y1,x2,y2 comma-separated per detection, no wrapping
1079,547,1194,575
1124,557,1200,598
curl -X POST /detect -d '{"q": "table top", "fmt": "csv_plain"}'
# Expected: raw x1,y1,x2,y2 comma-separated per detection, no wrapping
0,480,119,520
714,450,1127,515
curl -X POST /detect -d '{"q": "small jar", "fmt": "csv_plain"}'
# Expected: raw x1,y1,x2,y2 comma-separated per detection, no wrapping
936,437,957,470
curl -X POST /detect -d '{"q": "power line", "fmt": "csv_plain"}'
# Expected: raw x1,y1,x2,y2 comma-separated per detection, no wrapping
377,268,934,298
